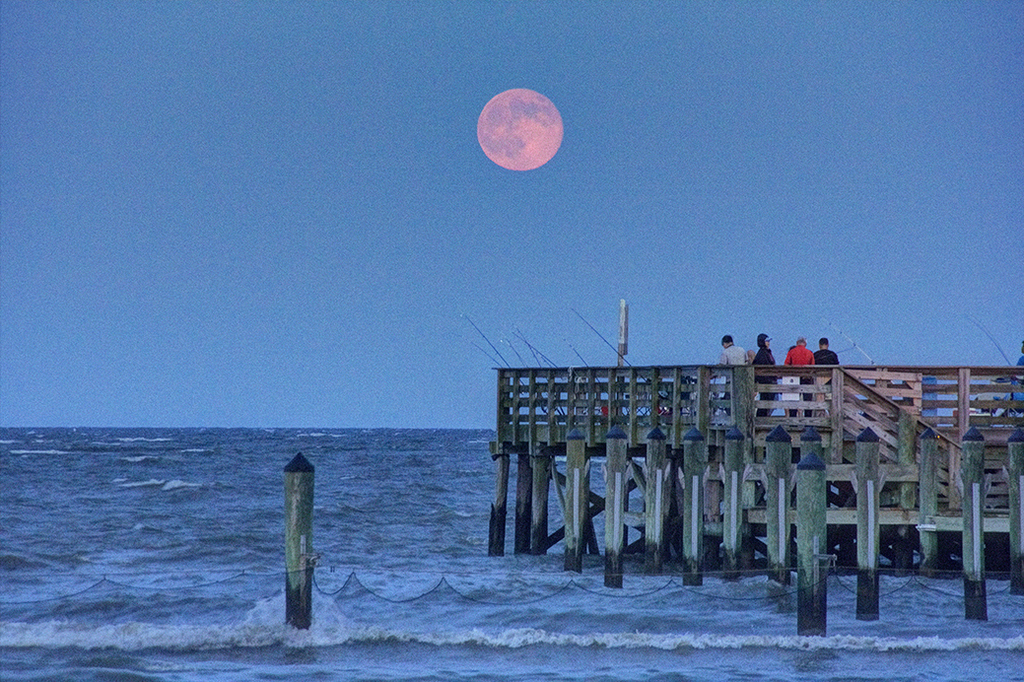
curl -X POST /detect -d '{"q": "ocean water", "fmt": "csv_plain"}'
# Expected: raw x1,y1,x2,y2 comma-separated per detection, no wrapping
1,427,1021,682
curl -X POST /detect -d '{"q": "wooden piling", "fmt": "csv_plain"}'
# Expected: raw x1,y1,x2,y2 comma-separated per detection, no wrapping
855,428,880,621
564,428,589,573
961,427,987,620
604,426,629,587
765,425,792,585
917,428,940,577
488,451,510,556
796,435,828,637
530,447,552,555
722,426,745,579
681,427,707,585
894,410,917,573
515,453,532,554
732,367,758,567
644,427,669,575
1009,428,1024,595
284,453,314,630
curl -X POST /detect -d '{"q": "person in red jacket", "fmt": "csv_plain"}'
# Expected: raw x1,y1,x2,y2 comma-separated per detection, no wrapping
784,337,815,417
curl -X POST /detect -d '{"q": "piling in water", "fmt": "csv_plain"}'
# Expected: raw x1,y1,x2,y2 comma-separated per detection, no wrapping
604,427,628,587
855,428,880,621
961,427,987,620
765,425,792,585
681,427,706,586
917,428,940,577
644,427,669,575
796,429,827,637
722,426,745,579
530,447,552,555
564,429,588,573
488,452,509,556
514,452,532,554
284,453,314,630
1009,428,1024,596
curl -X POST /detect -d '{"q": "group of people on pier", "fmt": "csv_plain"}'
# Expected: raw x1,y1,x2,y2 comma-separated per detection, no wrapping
718,334,839,367
719,333,840,418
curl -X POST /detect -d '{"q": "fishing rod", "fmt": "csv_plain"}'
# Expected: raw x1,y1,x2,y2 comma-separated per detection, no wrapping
513,326,557,367
965,315,1012,364
565,339,589,367
571,307,632,367
462,314,510,368
470,342,502,367
501,338,526,366
823,318,875,365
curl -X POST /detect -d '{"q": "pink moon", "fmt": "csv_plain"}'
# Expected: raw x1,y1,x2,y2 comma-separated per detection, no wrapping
477,89,563,171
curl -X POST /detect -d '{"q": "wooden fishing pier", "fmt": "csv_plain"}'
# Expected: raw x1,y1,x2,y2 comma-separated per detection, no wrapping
487,364,1024,601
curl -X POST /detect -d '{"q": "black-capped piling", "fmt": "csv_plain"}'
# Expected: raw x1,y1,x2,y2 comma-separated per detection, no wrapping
284,452,315,630
644,427,669,575
855,428,880,621
681,427,707,585
796,432,828,637
564,428,589,573
604,426,629,587
961,427,987,620
722,426,746,579
765,425,792,585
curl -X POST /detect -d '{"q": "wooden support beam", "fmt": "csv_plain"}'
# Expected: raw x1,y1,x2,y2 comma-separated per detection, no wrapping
961,427,987,620
644,427,669,575
855,428,880,621
765,425,792,585
918,428,940,576
514,452,532,554
604,426,628,588
564,429,588,573
681,427,707,585
530,447,551,555
1009,428,1024,595
488,451,510,557
722,426,746,579
796,434,828,637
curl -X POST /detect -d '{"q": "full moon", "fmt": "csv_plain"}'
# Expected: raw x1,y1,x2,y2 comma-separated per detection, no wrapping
477,89,563,171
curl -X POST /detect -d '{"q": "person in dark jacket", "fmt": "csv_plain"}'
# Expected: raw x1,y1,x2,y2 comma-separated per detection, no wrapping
813,337,840,365
752,333,777,416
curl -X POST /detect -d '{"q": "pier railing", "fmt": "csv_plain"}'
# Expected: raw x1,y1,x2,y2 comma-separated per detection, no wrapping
493,365,1022,515
495,365,1022,450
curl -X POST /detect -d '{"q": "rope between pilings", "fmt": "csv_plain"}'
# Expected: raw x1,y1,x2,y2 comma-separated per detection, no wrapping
0,565,1016,607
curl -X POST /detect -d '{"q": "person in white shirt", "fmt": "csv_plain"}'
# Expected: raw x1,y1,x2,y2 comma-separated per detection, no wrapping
719,335,748,365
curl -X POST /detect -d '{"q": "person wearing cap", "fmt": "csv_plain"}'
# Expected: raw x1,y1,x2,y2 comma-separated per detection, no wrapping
752,333,777,416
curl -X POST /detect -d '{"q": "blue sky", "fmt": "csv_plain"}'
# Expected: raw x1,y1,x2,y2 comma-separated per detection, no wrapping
2,1,1021,428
